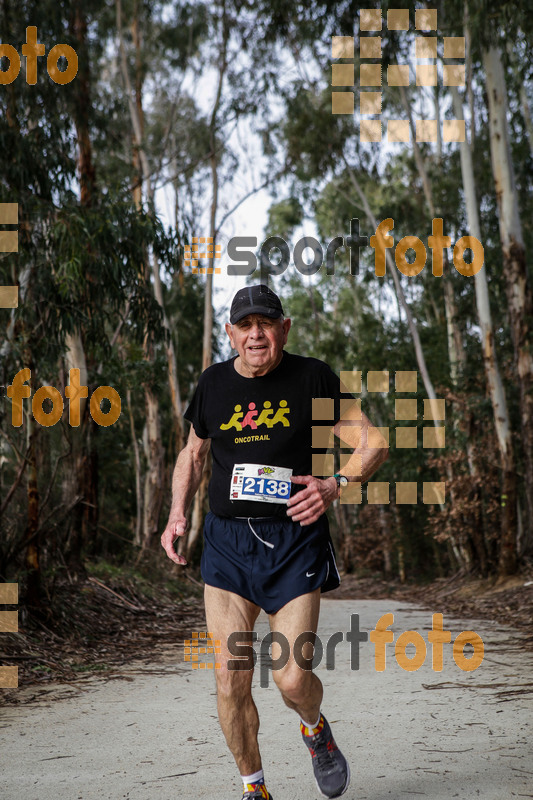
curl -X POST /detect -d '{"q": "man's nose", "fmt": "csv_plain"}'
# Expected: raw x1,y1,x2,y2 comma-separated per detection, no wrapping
250,323,265,336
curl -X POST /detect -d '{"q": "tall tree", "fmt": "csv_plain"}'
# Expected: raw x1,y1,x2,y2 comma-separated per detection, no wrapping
482,44,533,550
117,0,185,549
452,86,518,575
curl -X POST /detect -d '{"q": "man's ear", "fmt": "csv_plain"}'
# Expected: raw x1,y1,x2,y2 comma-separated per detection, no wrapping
282,317,291,343
225,322,235,349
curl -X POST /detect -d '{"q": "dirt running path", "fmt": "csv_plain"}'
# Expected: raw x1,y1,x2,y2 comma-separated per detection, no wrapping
1,599,531,800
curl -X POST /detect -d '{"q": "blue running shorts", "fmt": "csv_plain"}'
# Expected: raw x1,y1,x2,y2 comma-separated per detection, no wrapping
201,512,341,614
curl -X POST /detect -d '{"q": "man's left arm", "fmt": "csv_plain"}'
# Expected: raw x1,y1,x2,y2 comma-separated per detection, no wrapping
287,409,388,526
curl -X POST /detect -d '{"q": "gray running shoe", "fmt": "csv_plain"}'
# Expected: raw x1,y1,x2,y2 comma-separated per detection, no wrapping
300,714,350,798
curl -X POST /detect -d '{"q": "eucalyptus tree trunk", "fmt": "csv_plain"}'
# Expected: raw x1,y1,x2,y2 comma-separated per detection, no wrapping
200,1,228,371
483,45,533,553
63,0,97,575
343,163,461,569
127,1,184,447
344,163,438,405
126,387,143,547
443,278,462,386
117,0,184,547
185,2,229,562
400,81,467,384
452,86,518,576
131,5,143,212
25,394,40,607
379,506,392,577
62,332,90,574
399,81,479,571
71,1,96,207
392,505,406,583
142,384,164,547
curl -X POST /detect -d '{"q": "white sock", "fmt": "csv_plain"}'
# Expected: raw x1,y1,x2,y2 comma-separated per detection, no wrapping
301,712,321,730
242,769,264,787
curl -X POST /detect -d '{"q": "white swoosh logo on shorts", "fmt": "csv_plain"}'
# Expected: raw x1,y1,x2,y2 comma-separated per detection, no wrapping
306,571,316,577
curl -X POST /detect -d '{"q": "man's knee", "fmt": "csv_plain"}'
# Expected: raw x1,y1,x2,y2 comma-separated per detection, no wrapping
272,662,314,700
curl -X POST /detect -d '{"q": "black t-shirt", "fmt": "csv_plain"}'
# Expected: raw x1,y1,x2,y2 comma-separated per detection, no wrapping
184,351,349,518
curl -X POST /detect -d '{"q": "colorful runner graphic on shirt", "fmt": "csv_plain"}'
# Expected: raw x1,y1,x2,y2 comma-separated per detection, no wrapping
220,400,290,431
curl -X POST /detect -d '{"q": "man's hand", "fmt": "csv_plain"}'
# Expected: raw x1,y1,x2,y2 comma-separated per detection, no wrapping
287,475,338,526
161,516,188,565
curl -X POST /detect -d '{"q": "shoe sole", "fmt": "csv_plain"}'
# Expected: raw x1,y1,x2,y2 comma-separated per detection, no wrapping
314,760,351,799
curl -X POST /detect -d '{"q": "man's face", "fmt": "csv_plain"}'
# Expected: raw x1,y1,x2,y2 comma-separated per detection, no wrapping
225,314,291,377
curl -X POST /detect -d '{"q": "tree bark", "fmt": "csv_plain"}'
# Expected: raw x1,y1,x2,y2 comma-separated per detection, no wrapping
142,385,164,550
64,1,97,575
185,2,229,559
379,505,392,577
117,0,184,450
117,0,186,545
483,45,533,554
25,411,40,608
127,387,143,547
71,1,96,207
343,162,439,405
451,85,518,576
400,81,483,568
201,0,229,371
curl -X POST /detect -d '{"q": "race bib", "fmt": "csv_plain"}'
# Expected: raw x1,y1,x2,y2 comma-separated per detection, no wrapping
230,463,293,504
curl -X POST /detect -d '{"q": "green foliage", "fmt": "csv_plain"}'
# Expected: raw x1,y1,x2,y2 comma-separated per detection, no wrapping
264,197,304,241
1,0,531,600
283,87,353,182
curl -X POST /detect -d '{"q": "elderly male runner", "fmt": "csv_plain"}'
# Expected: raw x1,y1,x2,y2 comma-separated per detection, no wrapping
162,285,388,800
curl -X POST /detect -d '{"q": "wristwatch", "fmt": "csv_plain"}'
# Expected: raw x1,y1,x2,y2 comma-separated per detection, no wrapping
333,474,348,492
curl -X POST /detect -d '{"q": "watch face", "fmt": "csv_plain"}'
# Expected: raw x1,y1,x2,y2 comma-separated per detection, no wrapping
339,477,348,487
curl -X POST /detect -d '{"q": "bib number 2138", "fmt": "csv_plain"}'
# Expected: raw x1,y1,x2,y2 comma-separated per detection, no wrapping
230,463,293,504
242,476,290,499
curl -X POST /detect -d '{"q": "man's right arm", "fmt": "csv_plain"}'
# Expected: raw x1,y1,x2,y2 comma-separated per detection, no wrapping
160,425,211,565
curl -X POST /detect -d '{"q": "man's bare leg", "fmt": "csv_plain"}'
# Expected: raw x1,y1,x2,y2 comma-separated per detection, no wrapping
204,584,262,774
269,589,350,798
268,589,322,723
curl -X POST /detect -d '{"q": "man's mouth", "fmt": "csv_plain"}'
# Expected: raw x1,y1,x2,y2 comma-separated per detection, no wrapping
248,345,267,351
